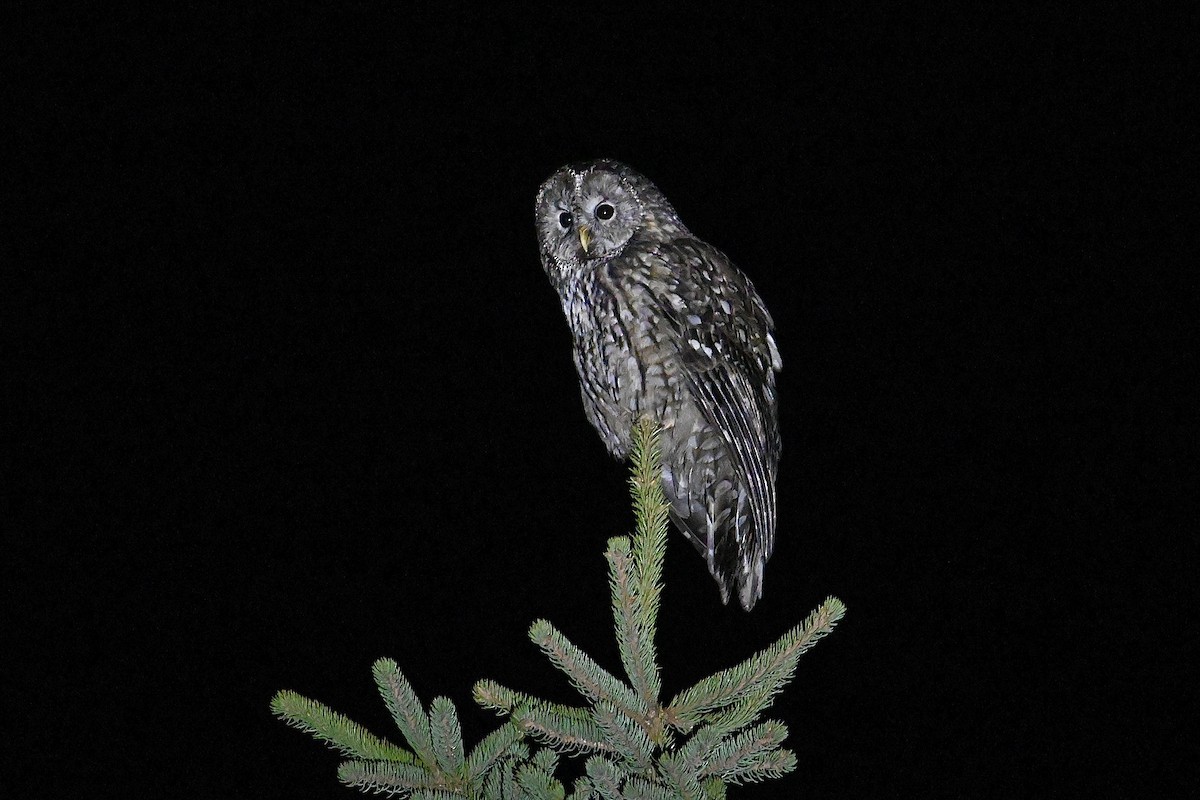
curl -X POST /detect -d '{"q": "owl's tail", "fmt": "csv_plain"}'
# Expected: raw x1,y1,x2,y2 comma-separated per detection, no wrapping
661,451,774,611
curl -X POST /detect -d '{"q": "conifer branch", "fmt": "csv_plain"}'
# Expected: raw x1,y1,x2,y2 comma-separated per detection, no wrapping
473,679,534,715
476,678,598,752
666,596,847,727
531,747,559,775
374,658,439,770
483,761,515,799
337,759,445,795
685,684,775,740
621,775,679,800
592,701,655,773
271,690,414,762
622,416,669,707
512,701,620,755
606,537,651,705
629,418,669,655
565,776,595,800
584,757,625,800
465,723,524,782
675,720,734,777
410,791,464,800
712,748,798,785
528,619,645,717
272,421,846,799
699,721,788,781
515,762,562,800
657,750,704,800
428,696,465,776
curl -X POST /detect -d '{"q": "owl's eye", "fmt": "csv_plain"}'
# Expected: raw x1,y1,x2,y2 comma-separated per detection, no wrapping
595,203,615,221
558,211,573,228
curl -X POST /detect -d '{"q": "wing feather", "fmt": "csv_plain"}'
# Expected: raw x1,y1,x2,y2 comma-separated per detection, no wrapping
643,239,781,608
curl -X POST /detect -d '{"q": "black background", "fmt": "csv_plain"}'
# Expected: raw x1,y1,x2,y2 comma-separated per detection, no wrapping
9,4,1191,798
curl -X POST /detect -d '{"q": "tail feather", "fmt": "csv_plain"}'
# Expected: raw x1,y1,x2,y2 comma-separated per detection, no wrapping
662,448,772,611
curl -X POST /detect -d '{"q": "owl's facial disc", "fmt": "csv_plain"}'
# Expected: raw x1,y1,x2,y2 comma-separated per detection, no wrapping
536,164,649,271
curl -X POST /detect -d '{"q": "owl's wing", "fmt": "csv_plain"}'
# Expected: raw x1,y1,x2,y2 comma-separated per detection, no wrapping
646,239,782,608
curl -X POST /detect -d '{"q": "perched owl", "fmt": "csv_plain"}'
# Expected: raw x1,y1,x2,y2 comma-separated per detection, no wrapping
535,160,782,610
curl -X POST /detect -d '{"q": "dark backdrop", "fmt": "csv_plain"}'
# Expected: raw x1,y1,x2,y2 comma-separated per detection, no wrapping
9,4,1189,798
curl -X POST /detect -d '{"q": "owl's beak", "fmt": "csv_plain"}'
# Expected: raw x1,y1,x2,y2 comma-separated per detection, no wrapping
578,224,593,254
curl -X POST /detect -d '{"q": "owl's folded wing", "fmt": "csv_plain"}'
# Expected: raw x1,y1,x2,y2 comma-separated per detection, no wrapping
648,239,783,581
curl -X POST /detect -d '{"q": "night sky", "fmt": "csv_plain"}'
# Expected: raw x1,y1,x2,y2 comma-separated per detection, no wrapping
10,5,1189,798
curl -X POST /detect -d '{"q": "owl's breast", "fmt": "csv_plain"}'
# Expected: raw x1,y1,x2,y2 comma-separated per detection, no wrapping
561,264,684,454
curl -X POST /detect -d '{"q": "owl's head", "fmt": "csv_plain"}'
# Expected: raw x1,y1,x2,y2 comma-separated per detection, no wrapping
535,160,688,282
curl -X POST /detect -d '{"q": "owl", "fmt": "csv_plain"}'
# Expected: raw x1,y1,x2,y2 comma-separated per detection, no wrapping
535,160,782,610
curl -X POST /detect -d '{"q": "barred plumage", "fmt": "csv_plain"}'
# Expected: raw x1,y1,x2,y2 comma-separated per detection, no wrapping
535,160,782,610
